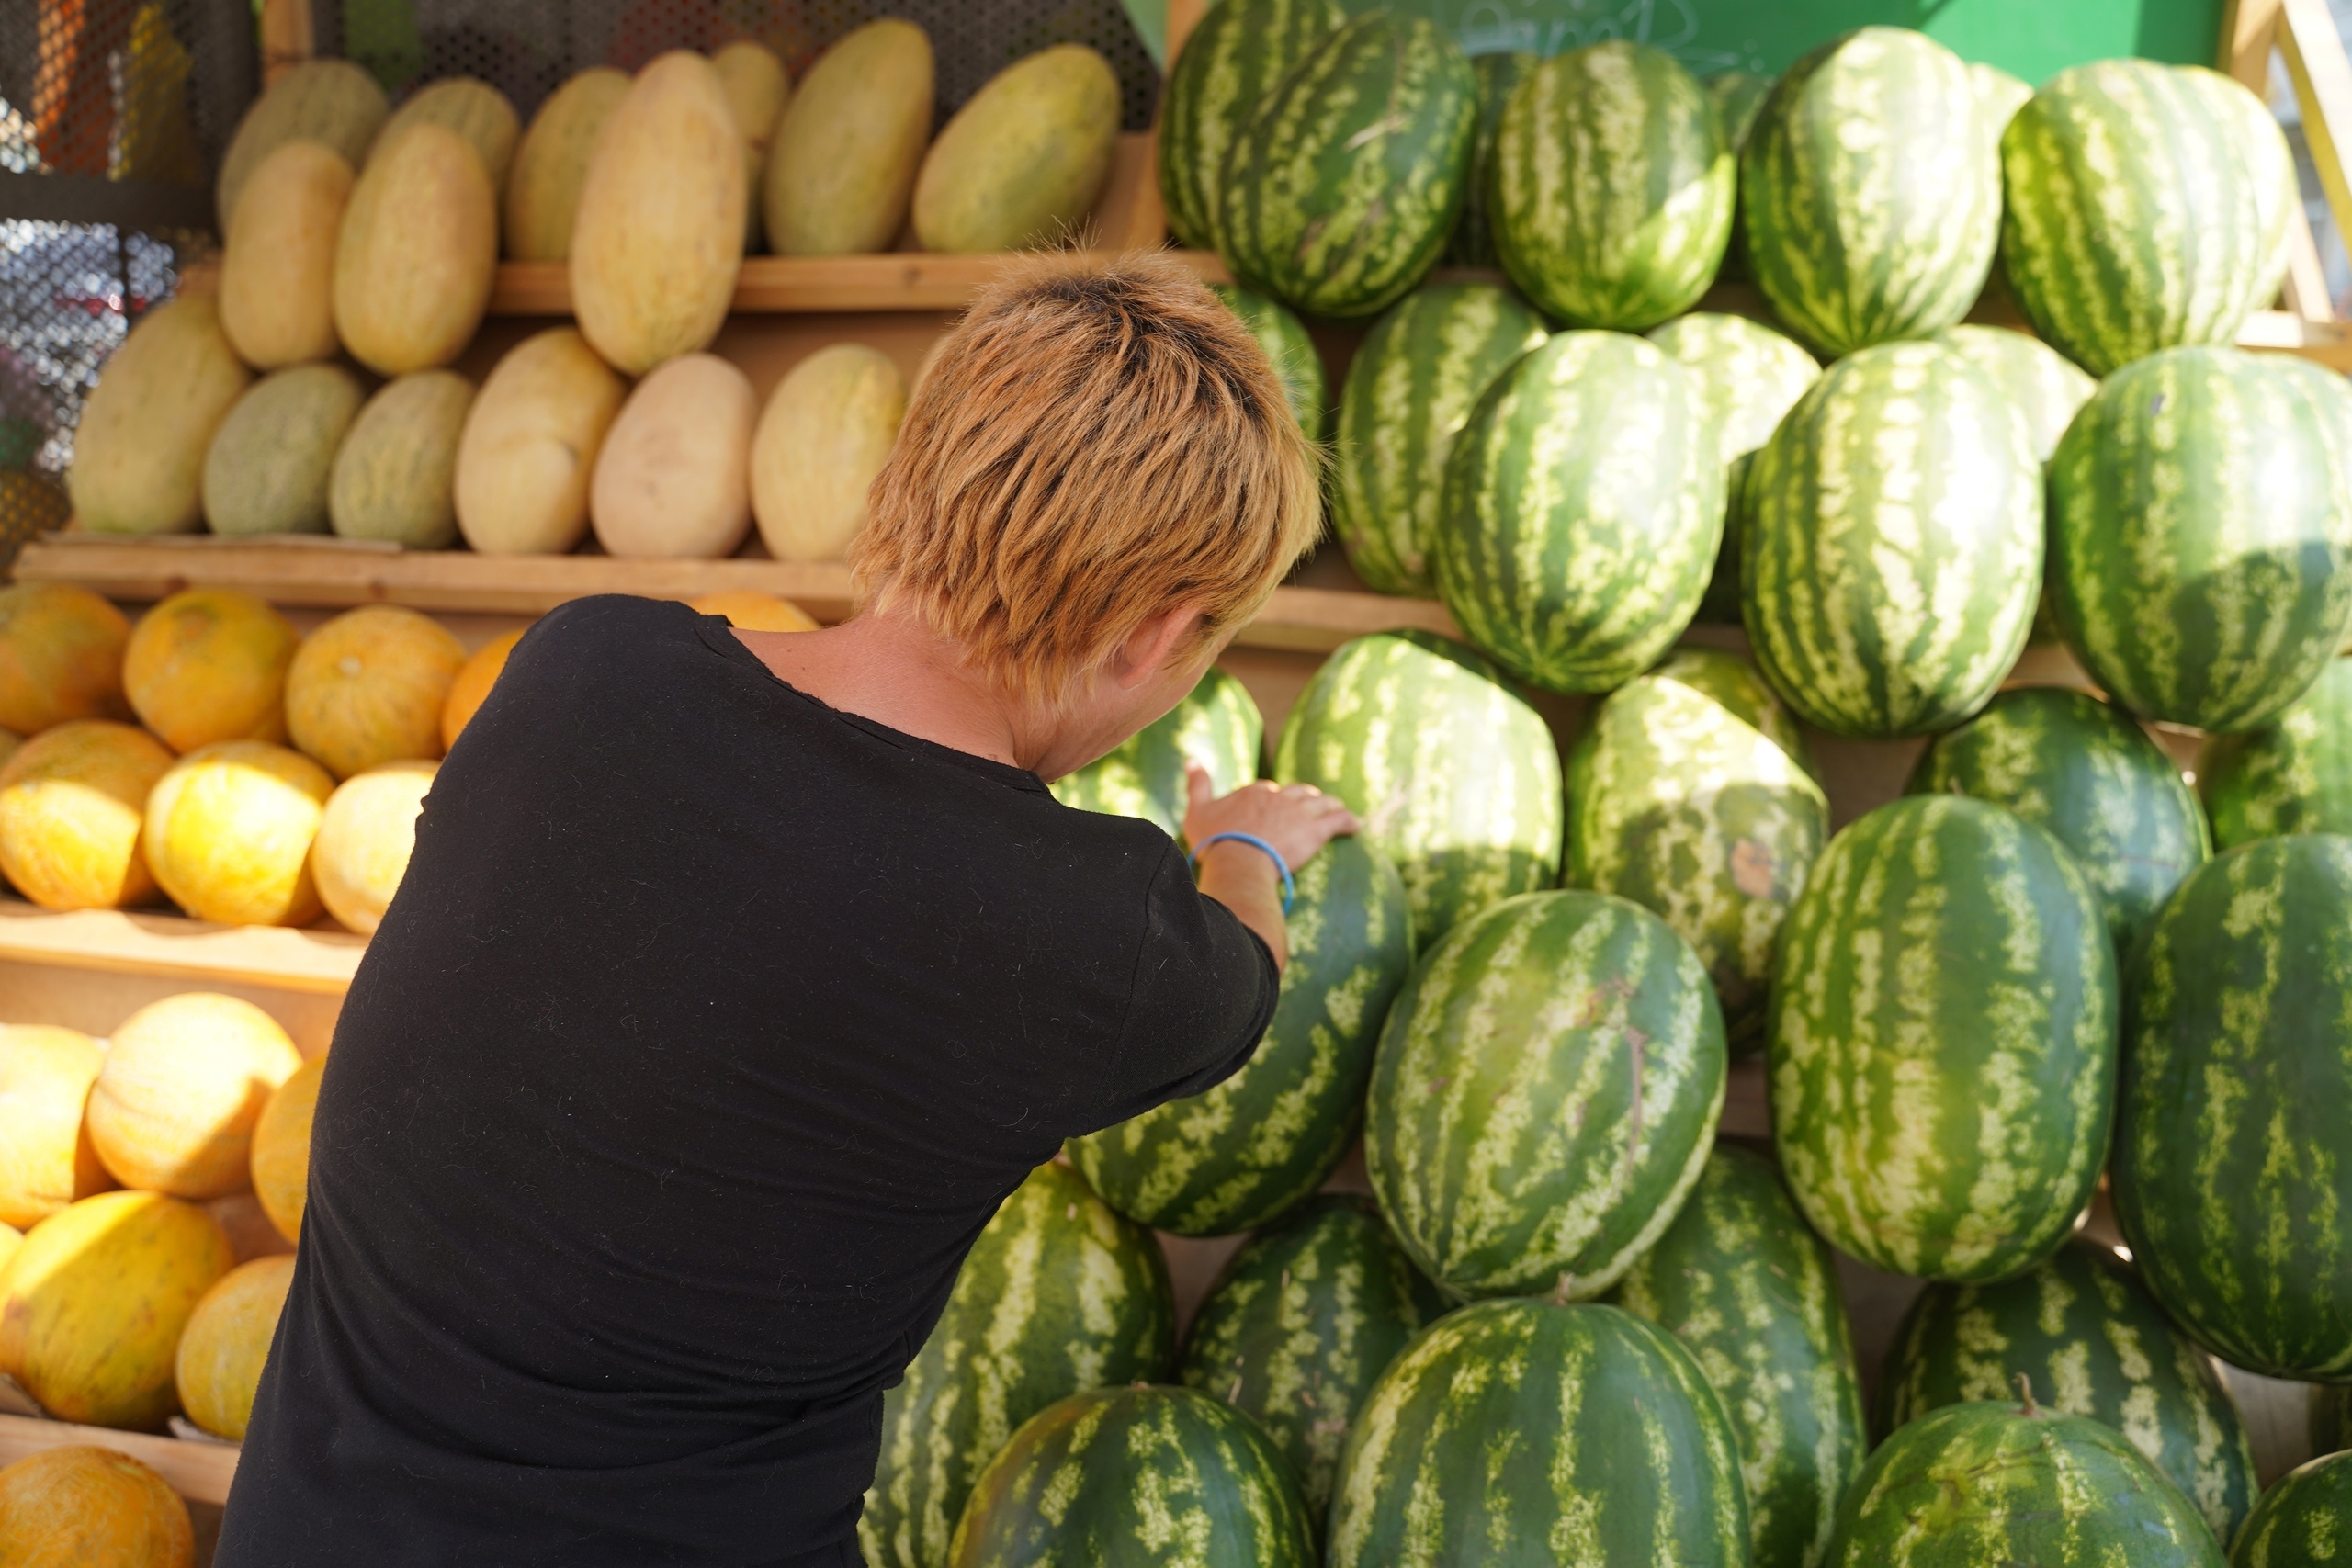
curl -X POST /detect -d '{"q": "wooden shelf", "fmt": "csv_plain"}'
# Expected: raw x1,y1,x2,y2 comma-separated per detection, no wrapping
0,897,365,994
0,1413,237,1505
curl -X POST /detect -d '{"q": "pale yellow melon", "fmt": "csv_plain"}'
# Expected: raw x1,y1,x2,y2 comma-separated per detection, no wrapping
67,296,252,536
250,1053,323,1244
200,364,368,536
591,353,755,558
750,344,906,561
0,1445,195,1565
686,591,819,632
142,740,334,927
218,140,354,369
87,993,303,1201
0,1025,113,1229
334,121,498,376
311,758,435,935
174,1253,295,1439
714,40,789,252
504,67,630,261
0,1223,17,1277
124,588,299,753
765,19,934,255
286,605,465,779
0,582,130,735
913,44,1120,254
216,56,389,229
0,721,174,910
440,627,527,748
376,76,520,191
454,328,628,554
328,369,476,547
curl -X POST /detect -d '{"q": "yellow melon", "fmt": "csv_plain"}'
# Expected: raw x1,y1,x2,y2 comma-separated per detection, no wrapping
0,721,174,911
215,56,389,229
0,581,130,735
765,19,934,255
376,76,520,190
0,1223,17,1276
286,606,465,779
912,44,1120,254
685,591,820,632
0,1445,195,1566
454,328,628,555
0,728,19,770
174,1253,295,1440
0,1190,235,1429
505,67,631,261
86,993,303,1201
334,121,498,376
0,1025,113,1229
218,140,354,369
714,40,789,251
311,758,436,935
200,364,368,537
122,588,299,753
441,627,527,748
250,1053,323,1245
591,353,755,558
142,740,334,927
328,369,476,547
203,1191,294,1264
67,295,252,536
750,344,906,562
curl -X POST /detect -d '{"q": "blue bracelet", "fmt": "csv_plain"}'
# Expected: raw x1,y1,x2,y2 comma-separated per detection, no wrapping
1190,831,1295,914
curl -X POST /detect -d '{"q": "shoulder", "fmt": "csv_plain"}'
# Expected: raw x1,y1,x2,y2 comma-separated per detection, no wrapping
523,593,700,650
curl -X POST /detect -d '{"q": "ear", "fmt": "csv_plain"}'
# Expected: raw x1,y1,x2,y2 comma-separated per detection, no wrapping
1108,605,1204,691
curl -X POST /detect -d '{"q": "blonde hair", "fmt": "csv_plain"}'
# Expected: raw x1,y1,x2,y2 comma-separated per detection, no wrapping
852,253,1321,703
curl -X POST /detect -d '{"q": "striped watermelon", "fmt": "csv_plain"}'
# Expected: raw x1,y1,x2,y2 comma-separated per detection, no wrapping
2205,62,2300,321
1490,42,1734,333
947,1384,1314,1568
2199,657,2352,851
2233,1451,2352,1568
1435,331,1720,694
1443,51,1534,269
2313,1384,2352,1455
1330,282,1547,596
1327,1299,1748,1568
1177,1194,1449,1519
1824,1397,2228,1568
861,1163,1174,1568
1366,889,1726,1300
1971,62,2032,143
1743,341,2041,739
1272,630,1561,950
1769,795,2118,1282
1066,834,1412,1235
1565,648,1826,1049
1879,1236,2256,1545
1708,71,1771,151
1930,323,2097,463
1048,666,1260,843
1216,15,1476,321
2113,833,2352,1382
1157,0,1343,253
1741,28,1998,358
2047,346,2352,734
1906,686,2210,952
1606,1146,1865,1568
1210,282,1326,442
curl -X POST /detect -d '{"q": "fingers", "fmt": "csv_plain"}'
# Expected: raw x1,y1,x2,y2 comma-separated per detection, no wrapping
1185,761,1216,812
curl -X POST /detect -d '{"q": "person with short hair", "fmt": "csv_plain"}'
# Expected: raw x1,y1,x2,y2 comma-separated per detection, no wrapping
216,254,1356,1566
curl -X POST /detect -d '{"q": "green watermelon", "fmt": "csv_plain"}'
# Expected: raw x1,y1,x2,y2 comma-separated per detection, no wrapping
1565,649,1826,1050
1049,666,1261,843
1708,70,1772,151
1435,330,1720,694
1823,1396,2228,1568
1606,1146,1865,1568
1066,834,1412,1235
1740,28,1998,359
1209,282,1326,442
2113,834,2352,1382
2312,1383,2352,1456
947,1383,1315,1568
1443,51,1535,269
1326,1299,1748,1568
1700,447,1762,625
1330,282,1547,596
1272,629,1561,950
2199,657,2352,851
1490,41,1734,333
1930,323,2097,463
1770,795,2117,1282
2204,62,2300,322
1970,62,2033,145
862,1163,1175,1568
1906,685,2210,953
1366,889,1725,1300
1217,14,1476,321
1177,1194,1450,1519
1742,341,2041,739
2047,346,2352,734
2233,1451,2352,1568
1157,0,1344,253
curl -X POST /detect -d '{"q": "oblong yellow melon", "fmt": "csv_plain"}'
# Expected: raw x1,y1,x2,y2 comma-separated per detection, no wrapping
329,369,475,547
571,51,745,374
0,1445,194,1565
174,1253,296,1439
201,364,368,537
0,720,173,910
454,328,628,554
334,121,498,376
311,758,436,935
750,344,906,561
686,590,819,632
87,992,303,1200
142,740,334,927
714,40,789,251
68,296,251,536
218,141,353,369
591,353,754,558
250,1052,323,1244
441,627,526,748
286,605,465,779
504,66,630,261
215,56,389,230
0,581,130,735
913,44,1120,254
376,75,520,191
0,1025,113,1229
124,588,299,753
0,1224,17,1277
765,19,934,255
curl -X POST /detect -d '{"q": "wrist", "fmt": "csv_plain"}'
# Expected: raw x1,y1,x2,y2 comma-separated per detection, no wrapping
1190,832,1294,913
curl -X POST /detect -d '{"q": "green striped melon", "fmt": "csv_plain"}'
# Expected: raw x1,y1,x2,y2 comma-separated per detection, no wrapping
2113,834,2352,1382
1930,323,2097,463
1742,341,2041,739
1327,1299,1747,1568
1741,28,1998,358
1606,1146,1864,1568
1709,71,1771,152
1216,15,1476,321
1209,283,1326,442
948,1384,1314,1568
1177,1194,1449,1519
2204,63,2300,323
1879,1236,2256,1545
1049,667,1260,843
1331,282,1547,596
1444,52,1535,269
1366,889,1725,1300
860,1163,1174,1568
1769,795,2118,1282
1158,0,1343,252
1491,42,1733,332
1435,331,1720,694
2199,657,2352,851
1906,686,2210,953
2233,1451,2352,1568
1272,630,1561,949
1971,62,2033,143
2047,345,2352,734
1066,834,1411,1235
1565,648,1826,1050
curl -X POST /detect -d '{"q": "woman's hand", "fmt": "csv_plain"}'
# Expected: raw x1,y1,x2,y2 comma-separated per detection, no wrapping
1182,766,1360,974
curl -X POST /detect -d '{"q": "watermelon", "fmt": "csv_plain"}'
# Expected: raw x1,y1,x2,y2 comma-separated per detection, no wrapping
1157,0,1343,253
1209,282,1326,442
2047,346,2352,734
1565,648,1826,1050
1769,795,2117,1282
1049,666,1261,843
1490,41,1734,333
1326,1299,1748,1568
1444,51,1534,269
861,1163,1174,1568
1330,282,1547,596
1930,323,2097,463
2113,834,2352,1382
1823,1396,2228,1568
1216,15,1476,321
1741,28,1998,358
1177,1194,1449,1519
1700,448,1762,625
1606,1146,1865,1568
1066,834,1412,1235
2233,1451,2352,1568
1906,686,2210,953
948,1383,1314,1567
1970,62,2033,144
1880,1236,2256,1545
2199,657,2352,851
1708,71,1771,151
1435,331,1720,695
1743,342,2041,739
1366,889,1725,1300
1272,629,1561,949
2313,1384,2352,1455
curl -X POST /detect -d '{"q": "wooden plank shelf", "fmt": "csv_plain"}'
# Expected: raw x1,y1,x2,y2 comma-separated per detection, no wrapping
0,897,365,994
0,1413,238,1505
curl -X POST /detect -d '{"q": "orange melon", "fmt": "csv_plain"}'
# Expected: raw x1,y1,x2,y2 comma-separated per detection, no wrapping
685,590,820,632
86,993,303,1201
0,728,18,770
0,1445,195,1566
286,605,466,780
0,720,174,910
173,1253,296,1439
142,740,334,927
0,582,131,736
441,627,527,749
0,1025,111,1229
250,1053,323,1244
122,588,299,752
311,758,436,935
203,1191,295,1263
